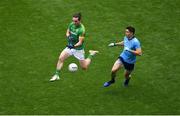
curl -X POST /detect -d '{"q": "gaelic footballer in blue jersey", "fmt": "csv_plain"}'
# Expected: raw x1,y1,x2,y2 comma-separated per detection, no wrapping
104,26,142,87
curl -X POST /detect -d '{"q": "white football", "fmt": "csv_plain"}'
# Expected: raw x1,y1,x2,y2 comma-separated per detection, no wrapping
68,63,78,72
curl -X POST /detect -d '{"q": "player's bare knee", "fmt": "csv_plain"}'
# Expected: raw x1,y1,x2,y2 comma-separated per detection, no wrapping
111,69,117,74
124,73,128,78
124,71,131,78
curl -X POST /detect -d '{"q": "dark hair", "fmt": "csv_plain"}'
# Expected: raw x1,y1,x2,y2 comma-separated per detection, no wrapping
73,12,81,21
126,26,135,34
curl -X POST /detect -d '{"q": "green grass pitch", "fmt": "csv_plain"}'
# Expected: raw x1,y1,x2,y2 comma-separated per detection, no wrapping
0,0,180,114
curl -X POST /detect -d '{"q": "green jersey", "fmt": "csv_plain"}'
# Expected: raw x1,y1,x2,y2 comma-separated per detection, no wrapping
68,22,85,50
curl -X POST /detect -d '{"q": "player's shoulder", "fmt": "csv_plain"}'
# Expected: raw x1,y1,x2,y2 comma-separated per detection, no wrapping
68,22,74,27
123,36,127,40
133,37,140,43
80,23,85,32
133,37,141,46
80,23,85,29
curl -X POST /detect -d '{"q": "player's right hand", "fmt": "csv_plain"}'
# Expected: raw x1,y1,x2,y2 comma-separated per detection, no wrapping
108,43,116,47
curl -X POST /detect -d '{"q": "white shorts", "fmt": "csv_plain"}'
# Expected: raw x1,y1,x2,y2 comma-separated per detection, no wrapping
63,47,85,60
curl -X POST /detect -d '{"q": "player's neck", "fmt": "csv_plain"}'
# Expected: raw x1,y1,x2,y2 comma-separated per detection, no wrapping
75,23,81,27
127,35,135,40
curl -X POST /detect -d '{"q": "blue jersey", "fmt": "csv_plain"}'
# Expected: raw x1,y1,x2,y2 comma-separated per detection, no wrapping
120,36,141,64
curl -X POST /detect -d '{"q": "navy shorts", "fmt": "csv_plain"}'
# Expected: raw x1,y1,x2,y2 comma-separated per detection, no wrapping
119,57,134,71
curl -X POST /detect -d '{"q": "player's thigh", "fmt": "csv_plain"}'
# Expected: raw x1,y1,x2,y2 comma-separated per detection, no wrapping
124,63,134,76
73,50,86,67
111,59,123,72
73,49,85,61
59,48,71,61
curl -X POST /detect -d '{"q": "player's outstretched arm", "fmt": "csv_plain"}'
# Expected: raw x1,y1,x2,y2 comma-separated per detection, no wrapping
108,41,124,47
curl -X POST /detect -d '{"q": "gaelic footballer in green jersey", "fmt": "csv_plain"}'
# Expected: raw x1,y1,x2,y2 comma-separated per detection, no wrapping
50,13,99,81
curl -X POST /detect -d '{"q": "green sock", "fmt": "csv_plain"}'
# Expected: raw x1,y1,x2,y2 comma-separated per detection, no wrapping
55,69,60,76
88,54,93,59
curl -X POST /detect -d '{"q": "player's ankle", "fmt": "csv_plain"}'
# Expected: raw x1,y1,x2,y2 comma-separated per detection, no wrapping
55,69,60,76
110,79,115,83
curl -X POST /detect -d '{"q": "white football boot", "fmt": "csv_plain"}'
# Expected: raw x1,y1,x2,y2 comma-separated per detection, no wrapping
50,75,60,82
89,50,99,56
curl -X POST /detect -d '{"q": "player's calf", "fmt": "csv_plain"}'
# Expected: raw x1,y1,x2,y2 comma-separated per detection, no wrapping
80,63,88,70
79,50,99,70
124,71,132,86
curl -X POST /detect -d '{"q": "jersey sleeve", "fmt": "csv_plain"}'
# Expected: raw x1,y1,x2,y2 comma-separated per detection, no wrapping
134,40,141,49
79,26,85,37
